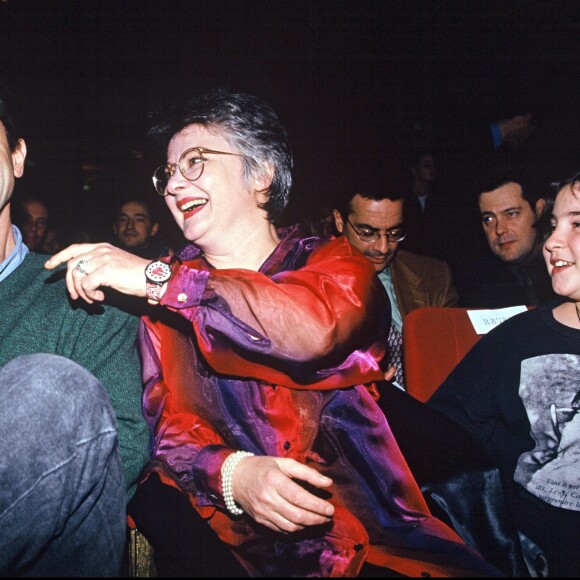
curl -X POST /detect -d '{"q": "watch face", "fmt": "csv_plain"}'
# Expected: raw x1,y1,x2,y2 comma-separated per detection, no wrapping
145,260,172,284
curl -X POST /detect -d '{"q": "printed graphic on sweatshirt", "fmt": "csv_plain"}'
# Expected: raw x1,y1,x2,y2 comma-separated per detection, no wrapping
515,354,580,512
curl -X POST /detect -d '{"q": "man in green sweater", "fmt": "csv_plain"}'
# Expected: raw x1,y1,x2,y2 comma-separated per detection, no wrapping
0,89,149,575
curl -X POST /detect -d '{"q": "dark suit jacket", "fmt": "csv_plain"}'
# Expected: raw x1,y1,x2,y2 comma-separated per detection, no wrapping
402,191,453,263
391,250,459,319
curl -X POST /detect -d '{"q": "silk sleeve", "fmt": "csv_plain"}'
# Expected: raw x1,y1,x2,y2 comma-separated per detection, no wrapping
159,241,389,389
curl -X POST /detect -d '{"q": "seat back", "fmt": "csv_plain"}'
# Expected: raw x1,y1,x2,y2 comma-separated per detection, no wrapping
402,307,483,402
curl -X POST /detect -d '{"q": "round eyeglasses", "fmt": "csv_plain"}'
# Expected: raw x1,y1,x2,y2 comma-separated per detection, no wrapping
152,147,246,196
346,217,406,243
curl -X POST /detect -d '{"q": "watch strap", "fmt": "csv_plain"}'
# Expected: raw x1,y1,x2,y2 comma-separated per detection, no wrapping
146,281,167,303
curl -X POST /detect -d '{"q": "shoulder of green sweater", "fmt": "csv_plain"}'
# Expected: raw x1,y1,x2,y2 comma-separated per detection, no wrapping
6,252,71,291
10,251,55,278
12,253,139,324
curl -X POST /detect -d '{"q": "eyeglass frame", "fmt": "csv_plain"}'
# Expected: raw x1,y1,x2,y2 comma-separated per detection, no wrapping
346,216,407,243
152,147,246,197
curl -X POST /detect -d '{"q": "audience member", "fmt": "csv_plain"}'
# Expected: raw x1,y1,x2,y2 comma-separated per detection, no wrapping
426,169,580,576
40,226,61,254
46,88,499,577
333,183,459,389
458,162,559,307
437,111,536,196
0,88,149,575
494,113,535,151
299,202,335,238
11,191,52,253
112,197,169,259
431,111,538,289
401,149,450,261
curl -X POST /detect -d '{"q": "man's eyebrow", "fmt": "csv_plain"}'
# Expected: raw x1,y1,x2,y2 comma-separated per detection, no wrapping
117,212,149,218
352,221,377,230
356,222,404,230
480,206,522,215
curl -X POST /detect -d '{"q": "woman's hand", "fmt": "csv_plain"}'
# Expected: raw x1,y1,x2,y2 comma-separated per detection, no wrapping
383,366,396,382
231,455,334,533
45,243,150,304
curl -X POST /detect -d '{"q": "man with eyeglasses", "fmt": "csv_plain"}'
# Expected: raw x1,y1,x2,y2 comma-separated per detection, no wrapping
333,180,459,389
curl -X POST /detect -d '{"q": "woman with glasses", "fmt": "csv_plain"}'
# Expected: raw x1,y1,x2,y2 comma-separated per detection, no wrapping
47,89,500,577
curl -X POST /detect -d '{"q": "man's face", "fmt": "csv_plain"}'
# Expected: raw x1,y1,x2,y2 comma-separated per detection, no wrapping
113,201,159,250
479,182,544,264
20,200,49,251
412,154,436,183
333,194,404,272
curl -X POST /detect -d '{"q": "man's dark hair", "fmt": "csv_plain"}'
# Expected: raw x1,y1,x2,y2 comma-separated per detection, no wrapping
0,85,21,151
334,158,406,219
147,88,293,223
112,196,159,224
473,162,548,210
410,148,434,169
11,192,52,230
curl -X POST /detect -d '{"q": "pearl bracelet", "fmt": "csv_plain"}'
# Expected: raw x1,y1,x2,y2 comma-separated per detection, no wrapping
221,451,254,516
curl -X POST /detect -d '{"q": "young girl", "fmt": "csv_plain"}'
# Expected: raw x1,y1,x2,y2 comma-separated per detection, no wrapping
428,169,580,576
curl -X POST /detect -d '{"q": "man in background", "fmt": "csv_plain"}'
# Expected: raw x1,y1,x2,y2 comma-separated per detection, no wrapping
333,179,458,389
458,162,558,307
402,149,449,262
112,197,167,259
11,191,52,252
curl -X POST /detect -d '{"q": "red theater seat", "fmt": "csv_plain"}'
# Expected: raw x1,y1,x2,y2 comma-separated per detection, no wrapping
403,306,532,402
402,307,487,402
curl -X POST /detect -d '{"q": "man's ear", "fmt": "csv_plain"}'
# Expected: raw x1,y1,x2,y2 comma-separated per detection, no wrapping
12,138,26,178
333,209,345,234
151,223,159,237
535,197,546,218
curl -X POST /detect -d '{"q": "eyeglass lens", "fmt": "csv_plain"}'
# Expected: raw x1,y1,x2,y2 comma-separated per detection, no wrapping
153,149,206,195
359,230,406,243
347,218,405,243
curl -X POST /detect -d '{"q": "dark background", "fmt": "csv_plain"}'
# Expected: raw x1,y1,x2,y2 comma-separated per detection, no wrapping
1,0,579,245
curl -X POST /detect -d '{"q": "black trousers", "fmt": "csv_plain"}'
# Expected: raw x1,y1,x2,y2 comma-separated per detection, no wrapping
128,472,405,577
127,473,249,577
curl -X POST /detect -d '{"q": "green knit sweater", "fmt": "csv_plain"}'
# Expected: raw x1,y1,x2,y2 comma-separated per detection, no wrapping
0,252,150,503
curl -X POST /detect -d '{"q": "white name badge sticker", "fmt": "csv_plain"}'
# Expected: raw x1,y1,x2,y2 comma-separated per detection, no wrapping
467,305,527,335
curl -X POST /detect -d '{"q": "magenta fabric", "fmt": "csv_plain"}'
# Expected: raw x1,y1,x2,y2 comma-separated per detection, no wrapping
138,226,501,577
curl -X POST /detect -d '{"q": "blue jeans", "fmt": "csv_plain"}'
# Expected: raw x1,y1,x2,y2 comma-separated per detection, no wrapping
0,354,126,577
